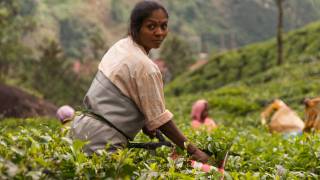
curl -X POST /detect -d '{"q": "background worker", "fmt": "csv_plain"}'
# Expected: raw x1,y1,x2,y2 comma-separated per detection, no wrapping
191,99,218,131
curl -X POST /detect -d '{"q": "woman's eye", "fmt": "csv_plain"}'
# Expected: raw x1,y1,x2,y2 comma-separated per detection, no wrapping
161,24,167,30
148,24,156,30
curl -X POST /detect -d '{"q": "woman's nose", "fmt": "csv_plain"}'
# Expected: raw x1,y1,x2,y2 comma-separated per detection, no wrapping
155,27,165,36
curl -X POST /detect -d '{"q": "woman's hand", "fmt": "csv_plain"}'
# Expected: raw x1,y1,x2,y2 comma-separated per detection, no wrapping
142,126,156,139
158,120,210,163
186,143,210,163
190,148,210,163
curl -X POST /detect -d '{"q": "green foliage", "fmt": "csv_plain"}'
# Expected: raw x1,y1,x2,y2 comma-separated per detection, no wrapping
166,22,320,96
160,35,196,79
110,0,131,23
0,118,319,179
19,0,37,16
59,17,104,59
0,0,34,80
17,0,320,63
90,32,109,60
31,40,90,106
165,0,320,51
165,56,320,128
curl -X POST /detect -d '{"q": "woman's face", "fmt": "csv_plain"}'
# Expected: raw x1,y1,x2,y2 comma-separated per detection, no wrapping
138,9,168,53
201,108,208,120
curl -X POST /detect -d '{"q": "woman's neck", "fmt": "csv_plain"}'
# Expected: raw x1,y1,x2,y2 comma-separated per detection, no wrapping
140,43,150,54
144,47,150,54
130,36,150,54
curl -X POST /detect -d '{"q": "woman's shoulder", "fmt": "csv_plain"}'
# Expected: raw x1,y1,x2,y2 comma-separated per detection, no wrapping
103,37,161,76
124,41,160,76
135,58,163,79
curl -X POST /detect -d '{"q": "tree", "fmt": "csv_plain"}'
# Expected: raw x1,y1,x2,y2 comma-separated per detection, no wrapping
263,0,320,65
0,0,35,80
275,0,284,65
160,35,195,80
32,40,89,106
262,0,284,65
89,32,108,60
110,0,130,23
32,41,65,99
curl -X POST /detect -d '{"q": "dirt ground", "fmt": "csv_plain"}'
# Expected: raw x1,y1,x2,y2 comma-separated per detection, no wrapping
0,83,58,119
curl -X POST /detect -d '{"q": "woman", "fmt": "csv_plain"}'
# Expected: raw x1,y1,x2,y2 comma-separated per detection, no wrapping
191,99,218,131
260,99,304,135
70,1,210,163
303,97,320,132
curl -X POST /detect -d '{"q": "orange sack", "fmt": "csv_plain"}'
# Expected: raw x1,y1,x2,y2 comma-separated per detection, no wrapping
260,99,304,133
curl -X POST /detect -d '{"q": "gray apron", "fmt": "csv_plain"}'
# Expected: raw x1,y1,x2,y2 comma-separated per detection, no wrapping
70,71,145,154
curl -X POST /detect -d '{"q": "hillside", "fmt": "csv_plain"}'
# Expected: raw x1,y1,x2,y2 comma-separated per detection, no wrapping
166,61,320,127
165,21,320,96
22,0,320,60
0,83,57,118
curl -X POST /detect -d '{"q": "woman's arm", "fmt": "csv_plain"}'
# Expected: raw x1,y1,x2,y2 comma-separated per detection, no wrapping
260,103,275,125
159,120,210,163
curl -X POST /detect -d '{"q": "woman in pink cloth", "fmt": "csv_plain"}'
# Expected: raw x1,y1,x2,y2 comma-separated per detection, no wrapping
191,99,217,131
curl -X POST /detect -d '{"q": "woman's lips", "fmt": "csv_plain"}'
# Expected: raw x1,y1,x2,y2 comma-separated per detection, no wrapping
153,39,163,41
153,40,163,44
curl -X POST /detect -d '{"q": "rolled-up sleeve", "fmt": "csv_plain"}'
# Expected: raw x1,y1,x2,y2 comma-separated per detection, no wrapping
135,72,173,130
